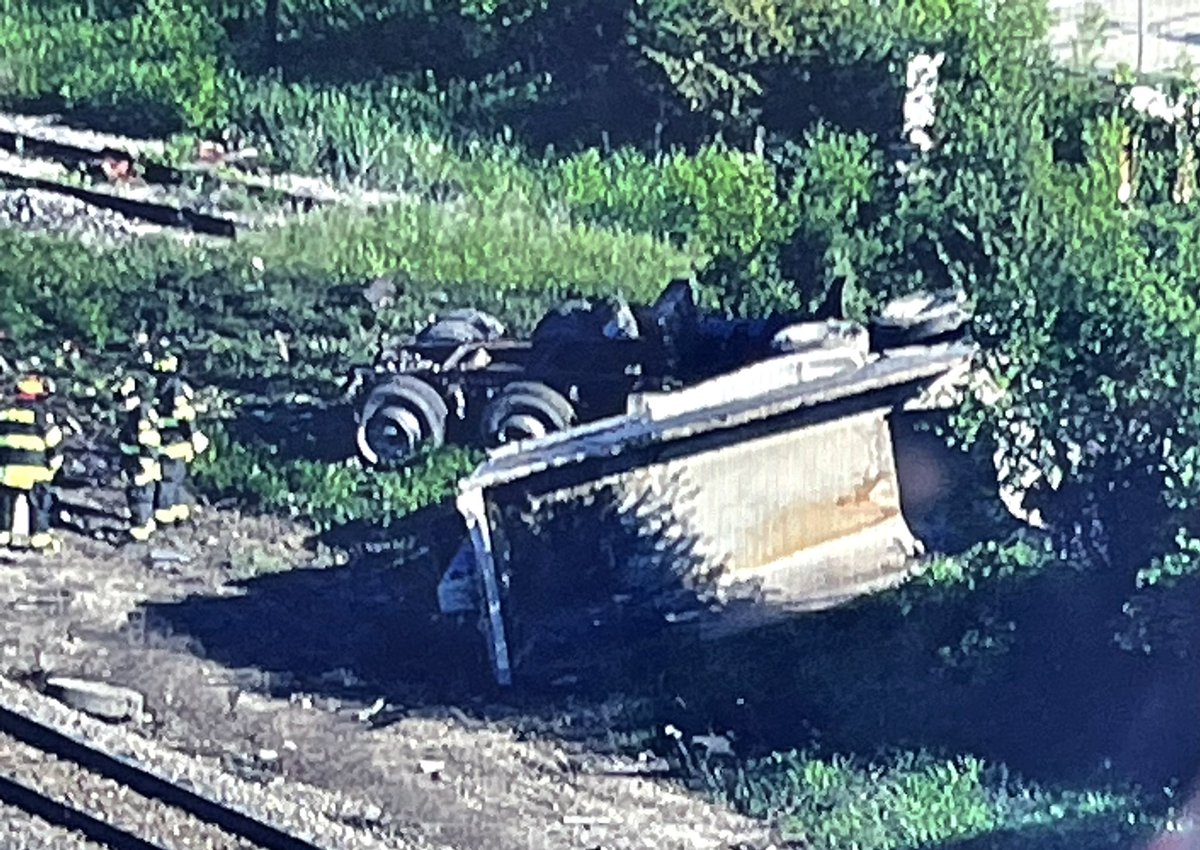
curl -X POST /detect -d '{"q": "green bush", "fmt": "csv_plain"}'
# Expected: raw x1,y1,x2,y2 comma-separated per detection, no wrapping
226,76,453,185
699,749,1140,850
549,142,793,312
193,426,480,530
547,127,892,316
627,0,964,136
773,123,893,318
245,199,698,315
224,71,549,189
0,193,696,394
0,0,230,133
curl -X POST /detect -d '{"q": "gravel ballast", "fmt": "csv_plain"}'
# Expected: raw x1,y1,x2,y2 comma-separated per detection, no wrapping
0,675,437,850
0,800,109,850
0,728,262,850
0,188,166,244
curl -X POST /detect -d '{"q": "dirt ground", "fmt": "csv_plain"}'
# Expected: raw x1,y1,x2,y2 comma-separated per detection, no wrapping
0,482,774,850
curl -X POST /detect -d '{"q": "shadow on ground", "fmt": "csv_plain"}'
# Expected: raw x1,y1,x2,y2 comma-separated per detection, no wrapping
138,416,1200,848
934,813,1151,850
143,507,1200,773
224,400,359,464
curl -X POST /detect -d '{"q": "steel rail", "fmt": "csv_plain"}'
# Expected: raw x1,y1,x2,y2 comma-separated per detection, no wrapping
0,704,328,850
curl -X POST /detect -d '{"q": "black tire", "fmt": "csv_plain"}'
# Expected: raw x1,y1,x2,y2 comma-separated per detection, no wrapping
356,376,449,467
869,290,968,350
869,312,966,350
416,309,506,345
480,381,576,447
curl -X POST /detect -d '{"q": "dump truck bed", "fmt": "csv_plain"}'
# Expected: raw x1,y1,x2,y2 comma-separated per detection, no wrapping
454,341,976,685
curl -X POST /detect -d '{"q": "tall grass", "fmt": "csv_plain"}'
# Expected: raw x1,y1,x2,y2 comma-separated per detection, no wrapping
698,750,1147,849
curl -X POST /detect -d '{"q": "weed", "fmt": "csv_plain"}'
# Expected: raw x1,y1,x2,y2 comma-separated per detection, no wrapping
193,426,480,531
696,749,1146,849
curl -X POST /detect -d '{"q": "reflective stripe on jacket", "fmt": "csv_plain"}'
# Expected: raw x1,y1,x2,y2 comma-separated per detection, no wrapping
161,440,196,462
0,464,55,490
119,405,161,454
0,402,60,474
155,377,194,443
131,456,162,487
154,375,206,464
119,401,164,482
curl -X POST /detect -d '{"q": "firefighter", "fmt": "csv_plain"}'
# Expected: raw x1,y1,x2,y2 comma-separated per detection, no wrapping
0,375,63,551
150,348,209,526
117,376,161,542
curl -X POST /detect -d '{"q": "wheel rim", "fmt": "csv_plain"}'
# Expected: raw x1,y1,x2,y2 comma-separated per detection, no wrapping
360,405,423,465
496,413,548,444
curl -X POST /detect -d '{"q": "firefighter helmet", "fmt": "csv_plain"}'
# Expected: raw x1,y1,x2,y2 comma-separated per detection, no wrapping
152,354,179,374
16,375,48,399
117,375,142,410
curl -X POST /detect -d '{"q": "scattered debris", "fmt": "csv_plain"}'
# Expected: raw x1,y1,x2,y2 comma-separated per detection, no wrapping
224,751,277,784
196,140,225,163
563,814,615,826
691,734,735,758
149,548,192,564
337,801,386,830
357,697,386,723
572,753,673,777
417,759,446,777
43,676,144,723
288,693,315,709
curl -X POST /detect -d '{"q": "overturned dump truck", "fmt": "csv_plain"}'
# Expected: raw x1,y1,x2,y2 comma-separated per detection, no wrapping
432,289,981,686
344,282,969,468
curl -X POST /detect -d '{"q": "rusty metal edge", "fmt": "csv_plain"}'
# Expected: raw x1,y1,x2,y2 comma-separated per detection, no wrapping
464,342,974,492
457,342,975,685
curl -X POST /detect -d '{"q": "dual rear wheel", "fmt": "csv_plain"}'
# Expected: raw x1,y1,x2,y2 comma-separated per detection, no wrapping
356,376,449,468
356,377,577,467
479,381,576,446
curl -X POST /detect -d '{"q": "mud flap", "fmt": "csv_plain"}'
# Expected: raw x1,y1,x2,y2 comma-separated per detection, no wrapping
438,537,480,616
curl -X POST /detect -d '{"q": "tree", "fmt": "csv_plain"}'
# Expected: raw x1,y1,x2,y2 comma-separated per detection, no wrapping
263,0,279,66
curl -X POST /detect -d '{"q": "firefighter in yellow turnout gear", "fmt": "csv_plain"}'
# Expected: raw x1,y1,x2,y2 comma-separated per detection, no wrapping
117,376,162,541
151,353,209,526
0,376,63,551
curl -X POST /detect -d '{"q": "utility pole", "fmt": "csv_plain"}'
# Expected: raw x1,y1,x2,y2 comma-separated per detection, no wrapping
264,0,281,69
1136,0,1145,74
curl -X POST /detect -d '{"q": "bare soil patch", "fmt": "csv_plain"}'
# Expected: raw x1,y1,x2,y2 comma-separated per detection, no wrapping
0,487,771,850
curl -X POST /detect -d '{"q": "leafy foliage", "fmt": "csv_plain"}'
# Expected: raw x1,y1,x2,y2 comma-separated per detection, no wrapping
224,72,549,188
251,199,698,312
0,199,694,395
0,0,229,133
698,749,1139,849
548,127,889,315
193,427,480,530
549,143,796,312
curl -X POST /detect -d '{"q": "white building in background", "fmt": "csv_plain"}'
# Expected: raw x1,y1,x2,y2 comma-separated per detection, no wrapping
1047,0,1200,75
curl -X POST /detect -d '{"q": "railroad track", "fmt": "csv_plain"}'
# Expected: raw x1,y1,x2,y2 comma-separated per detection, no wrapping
0,703,326,850
0,111,409,240
0,676,413,850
